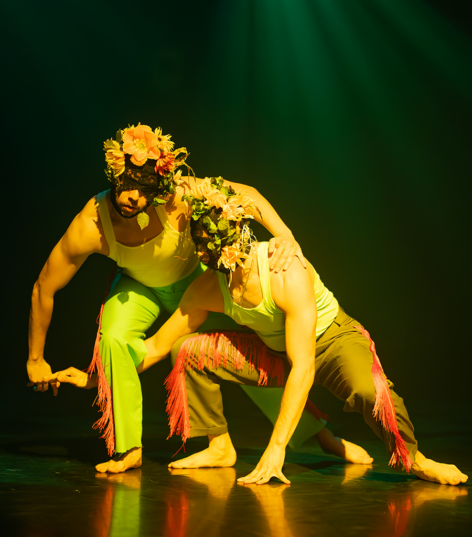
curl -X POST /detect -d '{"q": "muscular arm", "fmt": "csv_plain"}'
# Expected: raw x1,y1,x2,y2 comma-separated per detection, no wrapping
139,271,221,373
238,260,317,485
27,197,106,393
178,176,307,272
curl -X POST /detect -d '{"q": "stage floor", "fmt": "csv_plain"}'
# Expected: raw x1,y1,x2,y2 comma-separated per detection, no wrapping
1,411,471,537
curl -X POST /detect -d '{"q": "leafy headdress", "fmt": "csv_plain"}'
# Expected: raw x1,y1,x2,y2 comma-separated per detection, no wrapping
104,123,191,229
184,177,261,274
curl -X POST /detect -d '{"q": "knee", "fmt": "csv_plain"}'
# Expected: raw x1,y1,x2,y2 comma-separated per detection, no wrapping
100,325,139,351
345,380,376,410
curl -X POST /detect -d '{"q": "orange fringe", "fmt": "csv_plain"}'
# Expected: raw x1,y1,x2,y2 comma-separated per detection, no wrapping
87,268,117,457
165,332,286,443
354,325,412,472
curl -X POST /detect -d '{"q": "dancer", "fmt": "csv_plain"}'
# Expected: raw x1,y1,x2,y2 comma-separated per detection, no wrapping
27,123,328,472
97,177,465,486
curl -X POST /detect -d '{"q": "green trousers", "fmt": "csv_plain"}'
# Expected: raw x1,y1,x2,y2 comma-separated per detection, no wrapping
99,266,325,453
170,308,418,468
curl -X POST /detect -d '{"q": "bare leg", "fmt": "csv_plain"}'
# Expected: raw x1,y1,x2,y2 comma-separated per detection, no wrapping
315,427,374,464
168,433,237,469
95,446,143,474
411,451,468,486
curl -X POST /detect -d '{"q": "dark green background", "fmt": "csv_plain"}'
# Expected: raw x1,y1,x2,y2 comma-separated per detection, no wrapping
3,1,471,443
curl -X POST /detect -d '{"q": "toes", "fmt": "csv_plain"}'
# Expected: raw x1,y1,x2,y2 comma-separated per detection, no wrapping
107,462,123,474
95,464,108,473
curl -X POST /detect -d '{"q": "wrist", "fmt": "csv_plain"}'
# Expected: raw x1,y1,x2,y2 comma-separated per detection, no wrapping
27,355,44,363
268,437,288,451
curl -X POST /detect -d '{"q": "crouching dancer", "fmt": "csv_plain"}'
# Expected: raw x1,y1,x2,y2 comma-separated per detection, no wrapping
142,179,467,485
28,123,328,473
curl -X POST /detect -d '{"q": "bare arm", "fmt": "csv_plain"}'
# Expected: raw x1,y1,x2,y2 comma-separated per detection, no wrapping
140,271,222,371
27,197,106,393
139,300,209,373
238,261,317,485
179,177,307,272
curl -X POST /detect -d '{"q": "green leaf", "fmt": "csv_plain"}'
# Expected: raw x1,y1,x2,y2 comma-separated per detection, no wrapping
152,197,167,206
137,212,150,230
116,130,123,143
217,218,229,233
203,216,217,233
207,242,215,250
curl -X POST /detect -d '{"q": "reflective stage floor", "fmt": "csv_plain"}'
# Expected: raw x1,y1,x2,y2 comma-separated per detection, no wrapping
1,413,471,537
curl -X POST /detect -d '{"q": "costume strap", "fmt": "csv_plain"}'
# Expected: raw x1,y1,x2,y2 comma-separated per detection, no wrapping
354,325,412,473
257,242,278,313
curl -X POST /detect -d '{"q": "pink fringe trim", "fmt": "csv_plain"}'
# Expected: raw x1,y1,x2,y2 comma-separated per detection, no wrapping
165,332,286,443
354,325,412,473
86,269,117,457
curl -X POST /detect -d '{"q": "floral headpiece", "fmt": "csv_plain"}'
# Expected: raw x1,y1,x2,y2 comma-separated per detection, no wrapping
104,124,192,228
184,177,260,273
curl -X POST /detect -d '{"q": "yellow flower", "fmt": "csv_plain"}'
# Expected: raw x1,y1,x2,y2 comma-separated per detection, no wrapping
154,127,175,153
104,140,125,176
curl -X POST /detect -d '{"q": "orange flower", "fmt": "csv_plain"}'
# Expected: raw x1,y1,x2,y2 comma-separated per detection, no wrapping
122,124,160,166
206,190,228,210
218,242,247,271
195,178,214,199
221,203,244,221
155,152,175,176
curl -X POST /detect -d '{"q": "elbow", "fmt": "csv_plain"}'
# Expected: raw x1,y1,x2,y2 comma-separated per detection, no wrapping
292,361,315,390
32,280,41,301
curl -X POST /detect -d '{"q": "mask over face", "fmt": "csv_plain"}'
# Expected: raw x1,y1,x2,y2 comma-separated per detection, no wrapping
110,155,164,218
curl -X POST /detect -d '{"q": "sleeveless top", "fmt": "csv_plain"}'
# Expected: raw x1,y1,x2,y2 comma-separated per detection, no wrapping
96,190,199,288
217,242,339,352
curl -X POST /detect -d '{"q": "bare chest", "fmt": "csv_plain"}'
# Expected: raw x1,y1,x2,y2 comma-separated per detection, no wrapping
229,264,264,309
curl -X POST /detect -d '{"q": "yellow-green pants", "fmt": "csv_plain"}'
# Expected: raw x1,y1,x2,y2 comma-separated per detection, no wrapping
170,308,418,467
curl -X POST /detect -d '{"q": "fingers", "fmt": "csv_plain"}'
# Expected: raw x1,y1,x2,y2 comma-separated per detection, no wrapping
268,238,307,273
276,470,291,485
268,239,292,273
295,250,307,269
237,467,291,486
36,379,48,393
53,368,88,388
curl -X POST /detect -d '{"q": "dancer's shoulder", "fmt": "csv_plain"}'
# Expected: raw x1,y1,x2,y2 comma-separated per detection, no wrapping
63,195,107,256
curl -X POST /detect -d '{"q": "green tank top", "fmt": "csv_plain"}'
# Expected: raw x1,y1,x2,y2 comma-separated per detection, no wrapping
217,242,339,352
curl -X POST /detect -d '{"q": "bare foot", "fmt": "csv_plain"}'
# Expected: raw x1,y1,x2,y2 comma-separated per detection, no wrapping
168,433,237,469
411,451,468,486
95,446,142,474
316,428,373,464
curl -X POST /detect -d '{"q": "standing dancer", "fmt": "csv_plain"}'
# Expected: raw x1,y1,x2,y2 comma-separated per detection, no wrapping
27,123,323,473
98,178,465,486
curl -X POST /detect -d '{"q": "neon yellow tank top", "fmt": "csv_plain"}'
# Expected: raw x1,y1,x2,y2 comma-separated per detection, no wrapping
217,242,339,352
97,190,199,288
